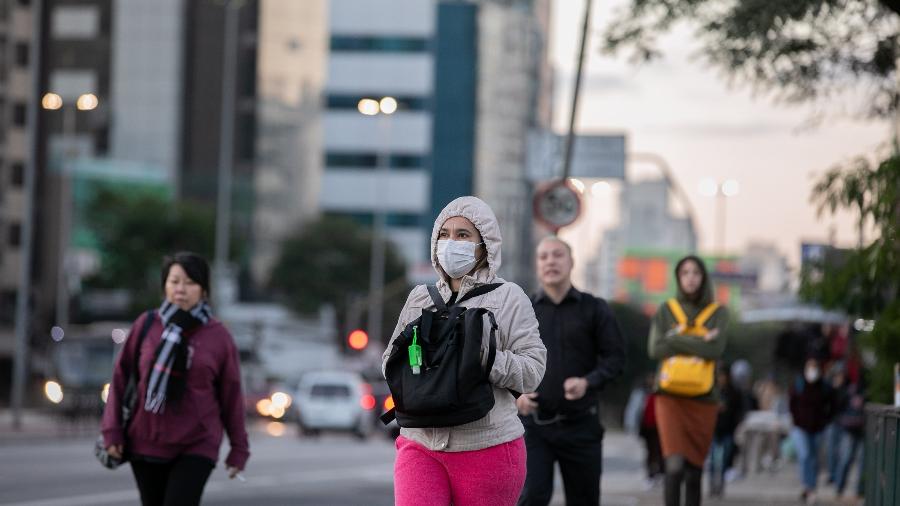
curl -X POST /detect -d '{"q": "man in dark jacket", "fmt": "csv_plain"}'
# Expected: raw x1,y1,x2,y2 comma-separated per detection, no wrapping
517,237,626,506
789,357,836,504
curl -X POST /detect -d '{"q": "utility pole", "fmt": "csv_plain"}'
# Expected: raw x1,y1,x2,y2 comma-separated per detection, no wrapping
214,0,241,306
560,0,593,180
11,0,44,430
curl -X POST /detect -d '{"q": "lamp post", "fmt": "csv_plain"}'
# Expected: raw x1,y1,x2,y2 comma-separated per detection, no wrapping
699,178,740,254
214,0,242,308
41,92,99,331
358,97,396,348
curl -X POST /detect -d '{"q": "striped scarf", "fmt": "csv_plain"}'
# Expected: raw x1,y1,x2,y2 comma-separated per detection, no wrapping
144,300,212,413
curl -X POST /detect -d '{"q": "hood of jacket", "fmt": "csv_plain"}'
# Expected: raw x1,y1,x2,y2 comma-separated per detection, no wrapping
431,196,502,283
674,254,714,308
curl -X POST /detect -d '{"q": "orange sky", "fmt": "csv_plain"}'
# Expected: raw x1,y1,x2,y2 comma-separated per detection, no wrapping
551,0,889,271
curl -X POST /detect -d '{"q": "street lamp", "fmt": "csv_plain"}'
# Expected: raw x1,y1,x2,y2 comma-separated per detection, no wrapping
42,92,99,329
698,178,740,253
358,96,396,349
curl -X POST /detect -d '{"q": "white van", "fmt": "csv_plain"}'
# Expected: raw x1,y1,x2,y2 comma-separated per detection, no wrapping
294,370,376,439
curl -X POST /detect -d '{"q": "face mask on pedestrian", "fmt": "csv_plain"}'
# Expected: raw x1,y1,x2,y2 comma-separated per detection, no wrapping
804,366,820,383
436,239,484,279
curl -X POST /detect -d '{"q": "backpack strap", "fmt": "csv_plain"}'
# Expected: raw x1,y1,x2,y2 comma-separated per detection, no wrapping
694,303,720,328
131,310,156,373
483,310,499,381
380,407,396,425
122,309,155,430
456,283,504,305
427,282,504,310
427,285,447,312
666,298,688,326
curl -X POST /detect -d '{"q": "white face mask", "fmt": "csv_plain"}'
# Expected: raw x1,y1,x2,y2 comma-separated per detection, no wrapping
804,367,820,383
436,239,484,279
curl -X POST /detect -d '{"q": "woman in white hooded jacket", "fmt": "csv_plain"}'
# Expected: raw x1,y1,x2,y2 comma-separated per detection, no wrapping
382,196,547,506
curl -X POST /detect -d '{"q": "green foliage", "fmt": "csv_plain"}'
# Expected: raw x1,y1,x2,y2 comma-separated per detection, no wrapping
802,155,900,403
863,301,900,402
269,215,409,346
83,185,217,313
603,0,900,117
802,156,900,316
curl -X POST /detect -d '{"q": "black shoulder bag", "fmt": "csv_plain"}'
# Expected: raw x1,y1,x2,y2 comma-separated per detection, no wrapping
94,310,155,469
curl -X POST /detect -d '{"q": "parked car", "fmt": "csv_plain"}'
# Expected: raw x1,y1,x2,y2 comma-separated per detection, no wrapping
294,370,376,439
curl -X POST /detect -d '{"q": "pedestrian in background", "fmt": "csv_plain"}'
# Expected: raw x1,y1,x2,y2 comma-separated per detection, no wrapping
825,362,848,486
649,255,729,506
834,382,865,501
383,196,547,506
517,236,626,506
789,356,836,505
625,373,664,489
709,363,745,497
640,374,664,488
101,252,249,506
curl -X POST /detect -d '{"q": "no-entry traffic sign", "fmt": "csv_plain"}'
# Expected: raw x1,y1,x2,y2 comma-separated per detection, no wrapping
533,180,582,232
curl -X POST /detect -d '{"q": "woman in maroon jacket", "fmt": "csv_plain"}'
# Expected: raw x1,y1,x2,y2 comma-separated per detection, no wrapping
101,252,249,506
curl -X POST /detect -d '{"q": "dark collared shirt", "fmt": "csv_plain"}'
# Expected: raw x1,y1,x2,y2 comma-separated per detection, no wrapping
531,286,626,415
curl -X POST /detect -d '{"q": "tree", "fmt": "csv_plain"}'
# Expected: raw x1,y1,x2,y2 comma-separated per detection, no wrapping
269,215,409,349
603,0,900,117
802,155,900,402
83,185,219,315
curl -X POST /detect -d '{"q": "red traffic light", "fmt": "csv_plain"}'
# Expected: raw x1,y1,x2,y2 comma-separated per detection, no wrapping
348,329,369,350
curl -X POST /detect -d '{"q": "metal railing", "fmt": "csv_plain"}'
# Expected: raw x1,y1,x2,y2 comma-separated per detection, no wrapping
864,404,900,505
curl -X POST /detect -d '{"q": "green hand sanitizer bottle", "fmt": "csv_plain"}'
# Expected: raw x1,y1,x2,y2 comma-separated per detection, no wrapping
408,326,422,375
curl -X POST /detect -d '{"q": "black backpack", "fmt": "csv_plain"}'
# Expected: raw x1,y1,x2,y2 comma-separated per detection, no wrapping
382,283,502,428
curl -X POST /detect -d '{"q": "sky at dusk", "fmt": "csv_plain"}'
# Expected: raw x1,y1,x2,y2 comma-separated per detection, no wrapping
550,0,890,271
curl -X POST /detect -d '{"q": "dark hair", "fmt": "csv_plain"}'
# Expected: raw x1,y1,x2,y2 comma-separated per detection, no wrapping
161,252,211,296
674,254,709,303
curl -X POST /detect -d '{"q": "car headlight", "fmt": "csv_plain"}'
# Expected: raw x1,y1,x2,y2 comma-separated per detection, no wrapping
44,381,64,404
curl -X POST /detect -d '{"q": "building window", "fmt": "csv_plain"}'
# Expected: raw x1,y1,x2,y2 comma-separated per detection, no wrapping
326,94,430,112
8,223,21,247
327,212,422,228
51,6,100,39
0,290,16,324
330,36,429,53
325,152,426,170
14,42,27,66
10,162,24,187
12,103,25,126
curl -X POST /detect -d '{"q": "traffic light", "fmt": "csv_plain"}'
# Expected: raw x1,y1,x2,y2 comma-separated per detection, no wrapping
347,329,369,351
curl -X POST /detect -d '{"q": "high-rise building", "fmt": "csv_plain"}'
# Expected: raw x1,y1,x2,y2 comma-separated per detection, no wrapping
0,0,114,400
597,178,697,299
430,0,552,284
252,0,327,284
111,0,264,293
315,0,553,283
319,0,435,269
0,0,37,396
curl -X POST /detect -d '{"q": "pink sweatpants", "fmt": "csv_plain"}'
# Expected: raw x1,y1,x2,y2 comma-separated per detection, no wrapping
394,436,526,506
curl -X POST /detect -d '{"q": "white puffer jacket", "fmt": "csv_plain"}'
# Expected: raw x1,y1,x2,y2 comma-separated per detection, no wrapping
381,196,547,452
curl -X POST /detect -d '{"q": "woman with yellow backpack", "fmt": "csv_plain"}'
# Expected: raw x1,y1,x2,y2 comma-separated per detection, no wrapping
648,255,729,506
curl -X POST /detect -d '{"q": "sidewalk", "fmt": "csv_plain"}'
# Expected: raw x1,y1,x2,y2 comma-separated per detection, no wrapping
1,411,864,505
551,431,862,506
0,408,96,443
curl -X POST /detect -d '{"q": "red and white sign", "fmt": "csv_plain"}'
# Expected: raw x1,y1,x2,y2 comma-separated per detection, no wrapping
533,180,582,232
